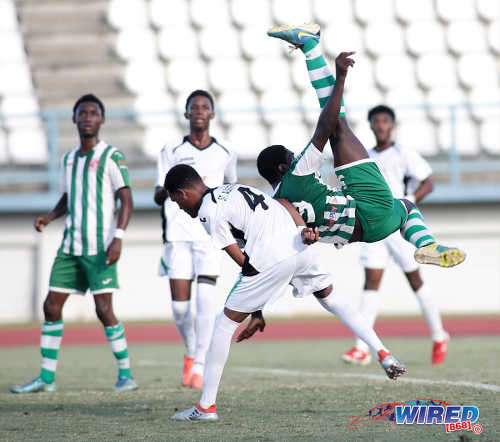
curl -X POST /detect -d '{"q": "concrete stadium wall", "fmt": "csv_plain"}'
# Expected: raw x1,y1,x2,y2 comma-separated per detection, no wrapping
0,204,499,324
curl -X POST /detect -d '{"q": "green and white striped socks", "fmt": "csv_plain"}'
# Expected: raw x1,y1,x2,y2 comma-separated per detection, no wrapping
401,207,436,248
104,322,132,379
301,39,345,116
40,320,63,384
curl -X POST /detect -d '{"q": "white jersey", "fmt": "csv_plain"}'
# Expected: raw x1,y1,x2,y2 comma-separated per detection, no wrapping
59,140,130,256
367,143,432,198
198,184,307,273
157,136,237,242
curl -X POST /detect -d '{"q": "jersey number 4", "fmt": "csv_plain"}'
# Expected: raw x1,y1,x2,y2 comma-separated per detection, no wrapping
238,187,269,211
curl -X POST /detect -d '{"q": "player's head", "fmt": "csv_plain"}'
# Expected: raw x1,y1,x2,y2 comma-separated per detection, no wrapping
165,164,206,217
72,94,105,138
257,145,295,188
184,90,215,132
368,105,395,145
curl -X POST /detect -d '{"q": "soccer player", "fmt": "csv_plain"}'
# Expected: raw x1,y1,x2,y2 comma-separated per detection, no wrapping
11,94,137,393
341,105,449,366
153,90,237,390
258,24,465,268
166,164,406,422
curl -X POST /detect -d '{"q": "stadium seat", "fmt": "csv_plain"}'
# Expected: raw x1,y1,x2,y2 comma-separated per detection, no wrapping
125,61,166,94
134,93,177,126
149,0,190,28
438,114,479,156
108,0,149,29
435,0,476,22
260,89,302,125
313,0,353,25
290,56,310,92
142,124,183,159
374,55,415,90
352,121,376,149
0,63,34,95
199,26,241,60
269,122,310,154
0,128,9,164
250,57,291,92
394,0,435,23
406,21,446,56
0,95,41,129
0,31,25,64
231,0,272,28
0,0,18,31
479,117,500,154
190,0,230,28
458,53,497,88
469,86,500,121
115,28,157,61
323,22,364,57
7,127,48,164
396,119,438,156
416,53,457,89
207,58,249,93
364,22,405,56
217,90,260,125
165,58,208,93
353,0,394,25
487,21,500,54
385,87,427,121
300,89,321,125
343,52,375,92
271,0,313,26
476,0,500,22
157,26,199,60
226,122,268,160
426,87,467,122
344,88,383,123
241,26,281,59
447,21,487,54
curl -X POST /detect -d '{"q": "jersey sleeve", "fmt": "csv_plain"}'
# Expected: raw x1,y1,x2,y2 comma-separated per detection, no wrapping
156,147,172,187
404,148,432,182
290,141,325,176
109,150,131,192
223,151,238,184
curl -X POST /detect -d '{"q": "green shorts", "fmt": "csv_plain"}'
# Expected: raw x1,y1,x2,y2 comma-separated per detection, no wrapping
49,250,119,295
336,160,408,243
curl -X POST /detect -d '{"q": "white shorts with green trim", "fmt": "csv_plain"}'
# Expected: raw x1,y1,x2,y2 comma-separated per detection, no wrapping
158,240,221,280
225,247,333,313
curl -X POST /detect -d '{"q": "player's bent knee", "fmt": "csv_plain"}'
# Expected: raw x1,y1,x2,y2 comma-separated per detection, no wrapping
223,307,249,323
313,285,333,299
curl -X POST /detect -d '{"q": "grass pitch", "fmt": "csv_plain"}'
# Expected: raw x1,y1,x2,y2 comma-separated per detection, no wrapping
1,336,499,441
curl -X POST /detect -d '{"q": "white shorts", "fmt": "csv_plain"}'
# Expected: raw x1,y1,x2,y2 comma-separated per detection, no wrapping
360,230,419,273
225,247,333,313
158,241,221,280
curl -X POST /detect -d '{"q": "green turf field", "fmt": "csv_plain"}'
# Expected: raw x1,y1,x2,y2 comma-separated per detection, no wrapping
1,336,499,441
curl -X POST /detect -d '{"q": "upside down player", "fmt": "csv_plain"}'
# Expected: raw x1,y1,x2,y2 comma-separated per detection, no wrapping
168,50,406,424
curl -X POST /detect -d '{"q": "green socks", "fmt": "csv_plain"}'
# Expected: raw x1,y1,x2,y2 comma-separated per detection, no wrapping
105,322,132,379
40,320,64,384
401,207,436,248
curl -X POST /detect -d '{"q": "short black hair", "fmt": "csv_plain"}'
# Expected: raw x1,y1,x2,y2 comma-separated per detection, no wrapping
367,105,395,122
73,94,105,117
185,89,215,112
257,145,290,185
165,164,203,193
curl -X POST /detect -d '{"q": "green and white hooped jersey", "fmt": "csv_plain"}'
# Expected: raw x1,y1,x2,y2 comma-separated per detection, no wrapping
274,142,356,248
59,141,130,256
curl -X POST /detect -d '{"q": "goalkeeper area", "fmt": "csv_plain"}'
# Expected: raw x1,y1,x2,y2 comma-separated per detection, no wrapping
1,334,498,441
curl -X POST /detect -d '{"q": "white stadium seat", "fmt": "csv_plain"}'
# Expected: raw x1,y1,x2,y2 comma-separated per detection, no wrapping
447,21,487,54
458,53,497,88
269,122,310,154
396,119,438,156
0,31,25,64
385,88,427,121
406,21,446,56
108,0,149,29
352,121,376,149
125,60,166,94
8,127,48,164
260,89,302,125
134,93,177,126
354,0,395,25
344,88,383,123
207,58,250,93
250,57,291,92
323,23,364,57
313,0,353,25
165,58,208,93
271,0,313,26
469,86,500,121
416,53,457,89
218,90,260,125
395,0,435,23
199,26,240,60
231,0,272,28
476,0,500,22
300,89,321,125
488,21,500,54
438,113,479,155
343,53,375,92
374,55,415,90
364,22,405,56
0,128,9,164
0,0,18,31
150,0,190,28
436,0,476,22
157,26,199,60
479,117,500,154
0,95,41,129
426,87,467,121
142,124,183,159
190,0,230,28
0,63,34,95
241,26,281,59
115,28,157,61
226,122,268,160
290,56,310,92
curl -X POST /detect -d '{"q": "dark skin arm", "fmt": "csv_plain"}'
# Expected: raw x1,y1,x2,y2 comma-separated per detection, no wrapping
106,187,133,265
154,185,168,206
311,51,355,153
236,310,266,342
34,193,68,232
413,176,434,203
275,198,320,245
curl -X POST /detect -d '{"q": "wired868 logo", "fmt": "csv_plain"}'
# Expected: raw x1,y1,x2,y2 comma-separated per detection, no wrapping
349,399,482,434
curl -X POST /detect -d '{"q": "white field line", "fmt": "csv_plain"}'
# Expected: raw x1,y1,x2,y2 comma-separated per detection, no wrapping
137,360,500,393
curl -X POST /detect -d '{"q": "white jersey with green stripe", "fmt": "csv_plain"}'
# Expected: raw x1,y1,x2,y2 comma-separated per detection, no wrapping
59,140,130,256
273,142,356,248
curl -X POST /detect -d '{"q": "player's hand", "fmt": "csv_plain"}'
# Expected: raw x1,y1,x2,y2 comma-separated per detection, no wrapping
236,315,266,342
106,238,122,265
335,51,356,78
34,215,50,232
301,227,319,245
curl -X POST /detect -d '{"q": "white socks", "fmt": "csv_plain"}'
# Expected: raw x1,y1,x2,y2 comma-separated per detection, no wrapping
316,292,388,356
171,300,195,358
192,280,217,376
355,290,379,352
415,284,446,341
199,312,239,409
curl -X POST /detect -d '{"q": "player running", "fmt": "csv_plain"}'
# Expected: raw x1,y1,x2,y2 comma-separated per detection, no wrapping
341,105,449,366
258,23,466,267
166,164,406,422
11,94,137,393
154,90,237,389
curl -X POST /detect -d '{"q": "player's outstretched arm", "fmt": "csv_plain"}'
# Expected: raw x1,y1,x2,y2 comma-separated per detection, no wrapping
311,52,355,152
34,193,68,232
106,187,133,265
